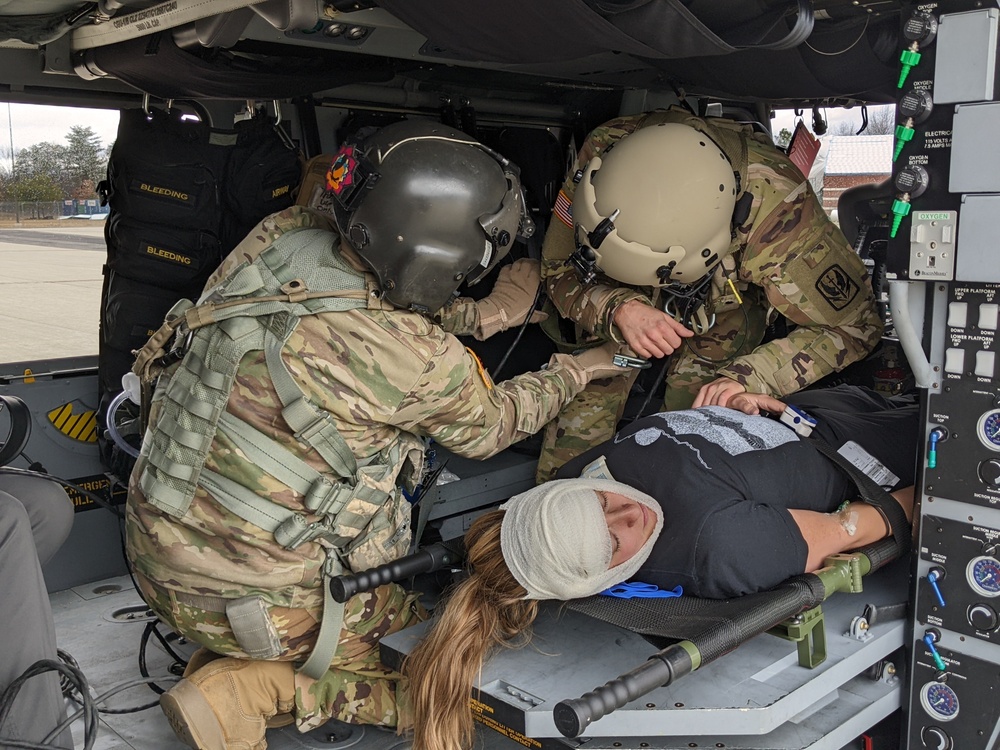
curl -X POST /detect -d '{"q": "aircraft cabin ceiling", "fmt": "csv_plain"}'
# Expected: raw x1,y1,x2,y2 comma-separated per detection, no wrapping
0,0,906,107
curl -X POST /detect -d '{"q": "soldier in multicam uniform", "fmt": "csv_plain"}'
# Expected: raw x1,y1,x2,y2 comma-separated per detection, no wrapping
125,121,627,750
535,107,883,482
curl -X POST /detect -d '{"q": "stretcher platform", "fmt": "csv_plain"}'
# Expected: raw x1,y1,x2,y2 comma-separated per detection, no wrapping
381,558,909,750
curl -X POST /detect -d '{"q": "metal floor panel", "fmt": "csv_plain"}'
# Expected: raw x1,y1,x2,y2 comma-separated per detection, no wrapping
48,575,523,750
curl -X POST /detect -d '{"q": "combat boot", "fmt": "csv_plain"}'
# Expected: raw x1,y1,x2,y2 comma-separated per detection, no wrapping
160,657,296,750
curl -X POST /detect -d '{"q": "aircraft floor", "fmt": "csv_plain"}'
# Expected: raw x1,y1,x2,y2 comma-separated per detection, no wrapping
49,574,521,750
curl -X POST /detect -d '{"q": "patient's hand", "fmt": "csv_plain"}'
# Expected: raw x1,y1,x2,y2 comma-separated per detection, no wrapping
727,392,787,416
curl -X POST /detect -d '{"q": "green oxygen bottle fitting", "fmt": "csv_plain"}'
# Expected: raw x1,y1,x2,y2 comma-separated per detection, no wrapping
898,11,938,89
890,166,929,239
891,195,912,239
898,44,922,89
894,118,915,162
894,89,933,163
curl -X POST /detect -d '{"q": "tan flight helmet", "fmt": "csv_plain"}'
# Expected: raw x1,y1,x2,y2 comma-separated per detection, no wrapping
573,122,739,287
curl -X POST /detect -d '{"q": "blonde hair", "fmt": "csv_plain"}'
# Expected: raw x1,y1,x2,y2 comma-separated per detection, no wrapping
405,510,539,750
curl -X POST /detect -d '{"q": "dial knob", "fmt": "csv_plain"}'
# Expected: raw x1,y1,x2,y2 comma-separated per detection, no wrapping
968,603,999,631
921,725,952,750
979,459,1000,487
895,165,930,198
899,89,934,124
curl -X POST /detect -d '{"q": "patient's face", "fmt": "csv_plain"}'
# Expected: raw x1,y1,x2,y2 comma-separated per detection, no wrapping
598,491,657,568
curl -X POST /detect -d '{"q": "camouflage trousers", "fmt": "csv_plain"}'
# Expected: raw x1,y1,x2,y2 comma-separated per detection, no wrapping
536,304,767,482
135,572,427,731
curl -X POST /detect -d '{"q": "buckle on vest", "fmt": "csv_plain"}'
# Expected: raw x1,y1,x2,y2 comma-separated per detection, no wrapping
304,477,352,516
274,513,332,549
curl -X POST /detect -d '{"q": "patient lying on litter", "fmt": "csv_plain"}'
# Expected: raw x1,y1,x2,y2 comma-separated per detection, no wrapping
404,384,917,750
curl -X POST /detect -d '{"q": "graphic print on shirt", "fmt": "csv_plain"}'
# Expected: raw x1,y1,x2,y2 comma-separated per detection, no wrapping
615,407,799,469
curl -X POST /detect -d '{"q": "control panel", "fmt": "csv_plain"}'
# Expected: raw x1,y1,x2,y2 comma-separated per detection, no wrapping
889,3,1000,749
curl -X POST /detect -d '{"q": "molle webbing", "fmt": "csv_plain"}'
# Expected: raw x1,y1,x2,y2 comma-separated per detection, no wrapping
138,227,369,519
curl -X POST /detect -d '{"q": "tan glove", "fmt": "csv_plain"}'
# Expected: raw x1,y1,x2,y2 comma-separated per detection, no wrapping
553,340,631,389
476,258,548,339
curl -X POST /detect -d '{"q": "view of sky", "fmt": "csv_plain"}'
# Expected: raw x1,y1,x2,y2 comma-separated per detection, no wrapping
3,102,120,155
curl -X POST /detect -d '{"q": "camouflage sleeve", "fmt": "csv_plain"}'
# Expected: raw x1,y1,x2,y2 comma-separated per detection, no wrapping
717,181,883,396
432,298,480,337
543,247,651,342
389,333,584,459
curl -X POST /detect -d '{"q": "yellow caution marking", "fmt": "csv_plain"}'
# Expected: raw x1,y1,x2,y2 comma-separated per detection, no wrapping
47,401,99,443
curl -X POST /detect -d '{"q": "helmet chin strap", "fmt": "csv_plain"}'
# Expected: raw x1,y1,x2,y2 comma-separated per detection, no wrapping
659,270,717,334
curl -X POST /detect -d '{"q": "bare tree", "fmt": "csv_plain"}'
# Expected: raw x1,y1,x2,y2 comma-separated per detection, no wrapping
830,105,895,136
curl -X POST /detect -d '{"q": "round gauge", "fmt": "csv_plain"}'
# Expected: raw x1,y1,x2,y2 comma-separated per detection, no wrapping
967,555,1000,598
976,409,1000,452
920,681,959,722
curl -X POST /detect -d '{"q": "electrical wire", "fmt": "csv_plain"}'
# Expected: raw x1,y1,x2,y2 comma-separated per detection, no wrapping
0,658,97,750
803,15,870,56
42,676,180,745
492,281,545,381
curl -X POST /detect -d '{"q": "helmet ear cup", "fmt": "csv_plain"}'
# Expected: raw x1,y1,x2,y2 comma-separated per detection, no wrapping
574,123,738,288
329,120,526,312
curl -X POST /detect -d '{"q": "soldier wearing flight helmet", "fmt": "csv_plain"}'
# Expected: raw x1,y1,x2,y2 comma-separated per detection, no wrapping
535,107,881,481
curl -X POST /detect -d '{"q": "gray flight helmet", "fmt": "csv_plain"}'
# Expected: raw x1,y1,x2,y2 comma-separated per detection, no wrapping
327,119,534,312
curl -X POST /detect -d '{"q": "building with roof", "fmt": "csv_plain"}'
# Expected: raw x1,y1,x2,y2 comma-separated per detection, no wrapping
820,134,893,216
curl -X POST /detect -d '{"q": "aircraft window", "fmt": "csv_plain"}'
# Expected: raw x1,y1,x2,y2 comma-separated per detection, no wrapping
0,104,119,363
771,105,894,225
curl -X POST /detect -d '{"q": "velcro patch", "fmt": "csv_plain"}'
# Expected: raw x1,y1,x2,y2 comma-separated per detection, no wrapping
815,264,860,311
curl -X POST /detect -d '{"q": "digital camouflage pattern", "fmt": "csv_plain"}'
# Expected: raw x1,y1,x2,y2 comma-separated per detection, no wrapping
126,206,588,728
536,108,882,480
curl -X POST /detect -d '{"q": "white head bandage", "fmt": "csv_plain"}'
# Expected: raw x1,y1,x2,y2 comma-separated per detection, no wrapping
499,478,663,600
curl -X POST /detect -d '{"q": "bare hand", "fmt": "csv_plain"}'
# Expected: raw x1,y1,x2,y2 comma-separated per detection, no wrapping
692,377,747,408
613,300,693,359
726,392,787,416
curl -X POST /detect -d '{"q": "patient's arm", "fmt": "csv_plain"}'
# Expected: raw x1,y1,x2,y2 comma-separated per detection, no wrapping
789,486,915,573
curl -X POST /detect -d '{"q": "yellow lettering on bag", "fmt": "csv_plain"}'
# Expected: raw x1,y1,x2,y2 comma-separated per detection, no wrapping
146,245,193,265
139,182,190,201
271,184,291,199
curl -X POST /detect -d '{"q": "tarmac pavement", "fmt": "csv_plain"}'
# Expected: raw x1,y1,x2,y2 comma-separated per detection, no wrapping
0,223,106,364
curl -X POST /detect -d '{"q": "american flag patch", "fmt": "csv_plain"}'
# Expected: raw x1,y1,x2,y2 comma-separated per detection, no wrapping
553,190,574,229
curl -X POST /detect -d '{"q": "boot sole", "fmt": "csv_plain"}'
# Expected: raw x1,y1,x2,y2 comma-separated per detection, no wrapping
160,680,229,750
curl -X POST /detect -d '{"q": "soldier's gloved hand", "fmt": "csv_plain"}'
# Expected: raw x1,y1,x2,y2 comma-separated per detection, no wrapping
476,258,548,339
555,341,630,389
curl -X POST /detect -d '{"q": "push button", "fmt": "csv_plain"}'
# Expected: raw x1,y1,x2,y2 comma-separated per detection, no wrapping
948,302,968,328
978,303,998,331
944,348,965,374
975,351,996,378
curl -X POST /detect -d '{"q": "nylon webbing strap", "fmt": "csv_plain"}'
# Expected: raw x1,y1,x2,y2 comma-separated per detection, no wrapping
300,569,346,680
809,438,911,555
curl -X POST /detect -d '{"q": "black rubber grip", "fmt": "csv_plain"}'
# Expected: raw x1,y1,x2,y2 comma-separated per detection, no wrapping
858,537,900,573
329,540,464,602
552,644,694,738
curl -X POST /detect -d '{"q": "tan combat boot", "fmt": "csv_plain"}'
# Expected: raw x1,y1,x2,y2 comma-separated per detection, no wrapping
160,658,296,750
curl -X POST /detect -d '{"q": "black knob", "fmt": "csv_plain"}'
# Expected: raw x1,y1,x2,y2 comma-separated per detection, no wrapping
968,603,999,632
899,89,934,124
903,11,938,44
921,725,952,750
895,166,930,197
979,459,1000,487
